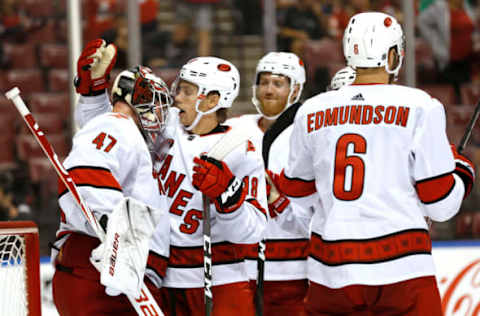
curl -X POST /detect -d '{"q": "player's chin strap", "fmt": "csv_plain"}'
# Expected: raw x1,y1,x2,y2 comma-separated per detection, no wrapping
185,99,222,131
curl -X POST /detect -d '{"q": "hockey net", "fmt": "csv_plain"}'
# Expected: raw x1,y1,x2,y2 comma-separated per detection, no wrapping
0,221,41,316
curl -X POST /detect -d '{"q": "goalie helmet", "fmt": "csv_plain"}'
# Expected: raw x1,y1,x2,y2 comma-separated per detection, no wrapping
171,57,240,131
343,12,405,79
328,66,356,91
252,52,306,119
111,66,172,159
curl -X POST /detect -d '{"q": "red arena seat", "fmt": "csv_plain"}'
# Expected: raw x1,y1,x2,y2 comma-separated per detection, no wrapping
455,212,473,238
418,84,456,106
48,69,70,92
5,70,45,94
3,43,37,69
460,83,480,106
29,93,70,117
40,44,69,69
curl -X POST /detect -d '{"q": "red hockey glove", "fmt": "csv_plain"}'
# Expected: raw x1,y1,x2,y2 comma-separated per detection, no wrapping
451,145,475,199
266,170,290,218
74,39,117,95
192,155,247,213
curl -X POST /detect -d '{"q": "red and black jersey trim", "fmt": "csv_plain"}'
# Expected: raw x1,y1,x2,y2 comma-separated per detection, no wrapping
58,166,122,198
415,171,455,204
146,250,169,279
278,170,316,198
168,241,247,268
310,229,431,266
244,238,310,261
247,198,268,219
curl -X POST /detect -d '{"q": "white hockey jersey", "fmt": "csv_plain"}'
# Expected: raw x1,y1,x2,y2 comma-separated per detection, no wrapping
227,111,312,282
280,84,465,289
55,106,170,282
158,114,268,288
72,93,268,288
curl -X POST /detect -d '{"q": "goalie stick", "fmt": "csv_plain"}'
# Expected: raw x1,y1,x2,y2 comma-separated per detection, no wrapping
5,87,165,316
201,126,253,316
457,101,480,154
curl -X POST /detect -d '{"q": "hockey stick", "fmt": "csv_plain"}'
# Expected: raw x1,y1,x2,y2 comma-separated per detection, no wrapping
201,127,252,316
457,101,480,154
5,87,164,316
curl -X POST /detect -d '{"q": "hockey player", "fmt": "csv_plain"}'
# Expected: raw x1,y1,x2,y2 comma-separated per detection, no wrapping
51,39,172,315
227,52,312,316
72,55,269,316
272,12,476,315
157,57,268,316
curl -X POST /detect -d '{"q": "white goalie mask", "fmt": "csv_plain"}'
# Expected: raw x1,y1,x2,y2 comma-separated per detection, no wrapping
252,52,306,119
343,12,405,80
328,66,356,91
171,57,240,131
111,66,172,159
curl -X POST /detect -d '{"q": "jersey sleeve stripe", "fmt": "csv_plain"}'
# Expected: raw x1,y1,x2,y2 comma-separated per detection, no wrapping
278,170,316,198
58,166,122,197
415,172,455,204
168,242,247,268
147,251,169,278
310,229,431,266
246,198,267,219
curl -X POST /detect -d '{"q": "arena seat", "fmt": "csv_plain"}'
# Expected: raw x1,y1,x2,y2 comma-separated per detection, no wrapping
28,21,57,43
460,83,480,106
17,133,69,161
3,43,37,69
455,212,473,238
48,69,70,92
0,136,16,168
472,212,480,238
5,69,45,94
23,0,56,17
40,44,69,69
418,84,456,105
304,39,344,81
29,93,70,117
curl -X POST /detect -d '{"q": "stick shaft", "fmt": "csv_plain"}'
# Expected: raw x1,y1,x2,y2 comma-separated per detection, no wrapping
5,87,164,316
457,101,480,154
203,194,213,316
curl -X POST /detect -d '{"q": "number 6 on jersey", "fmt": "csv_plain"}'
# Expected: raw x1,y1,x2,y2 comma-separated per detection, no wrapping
333,133,366,201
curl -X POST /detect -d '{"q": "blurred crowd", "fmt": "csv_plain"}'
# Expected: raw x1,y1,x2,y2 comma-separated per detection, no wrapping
2,0,480,254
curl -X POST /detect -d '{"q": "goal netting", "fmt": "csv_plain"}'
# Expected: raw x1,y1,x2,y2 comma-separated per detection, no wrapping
0,221,41,316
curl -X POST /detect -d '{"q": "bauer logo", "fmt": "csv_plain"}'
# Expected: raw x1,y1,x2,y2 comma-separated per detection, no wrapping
433,246,480,316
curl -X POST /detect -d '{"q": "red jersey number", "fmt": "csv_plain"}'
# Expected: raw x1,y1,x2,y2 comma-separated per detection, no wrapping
333,133,366,201
92,132,117,152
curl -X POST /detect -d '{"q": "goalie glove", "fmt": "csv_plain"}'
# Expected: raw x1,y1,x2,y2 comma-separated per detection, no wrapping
266,170,290,218
451,145,475,199
90,197,166,297
192,155,248,213
74,39,117,95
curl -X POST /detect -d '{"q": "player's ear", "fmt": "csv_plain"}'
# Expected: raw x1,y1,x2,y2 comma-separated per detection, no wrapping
388,47,399,70
205,91,220,110
290,84,301,103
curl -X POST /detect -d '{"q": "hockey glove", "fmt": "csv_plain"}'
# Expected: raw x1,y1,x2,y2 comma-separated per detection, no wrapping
74,39,117,95
90,197,166,297
266,170,290,218
192,155,248,213
451,145,476,199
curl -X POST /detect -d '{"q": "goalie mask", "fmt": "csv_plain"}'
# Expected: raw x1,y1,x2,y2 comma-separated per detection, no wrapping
343,12,405,80
171,57,240,131
111,66,172,160
252,52,306,119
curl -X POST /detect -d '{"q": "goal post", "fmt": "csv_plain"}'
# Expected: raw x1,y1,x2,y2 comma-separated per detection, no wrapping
0,221,41,316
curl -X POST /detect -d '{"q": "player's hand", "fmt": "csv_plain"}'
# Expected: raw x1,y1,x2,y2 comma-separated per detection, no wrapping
192,155,247,213
451,144,475,199
266,170,290,218
74,39,117,95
